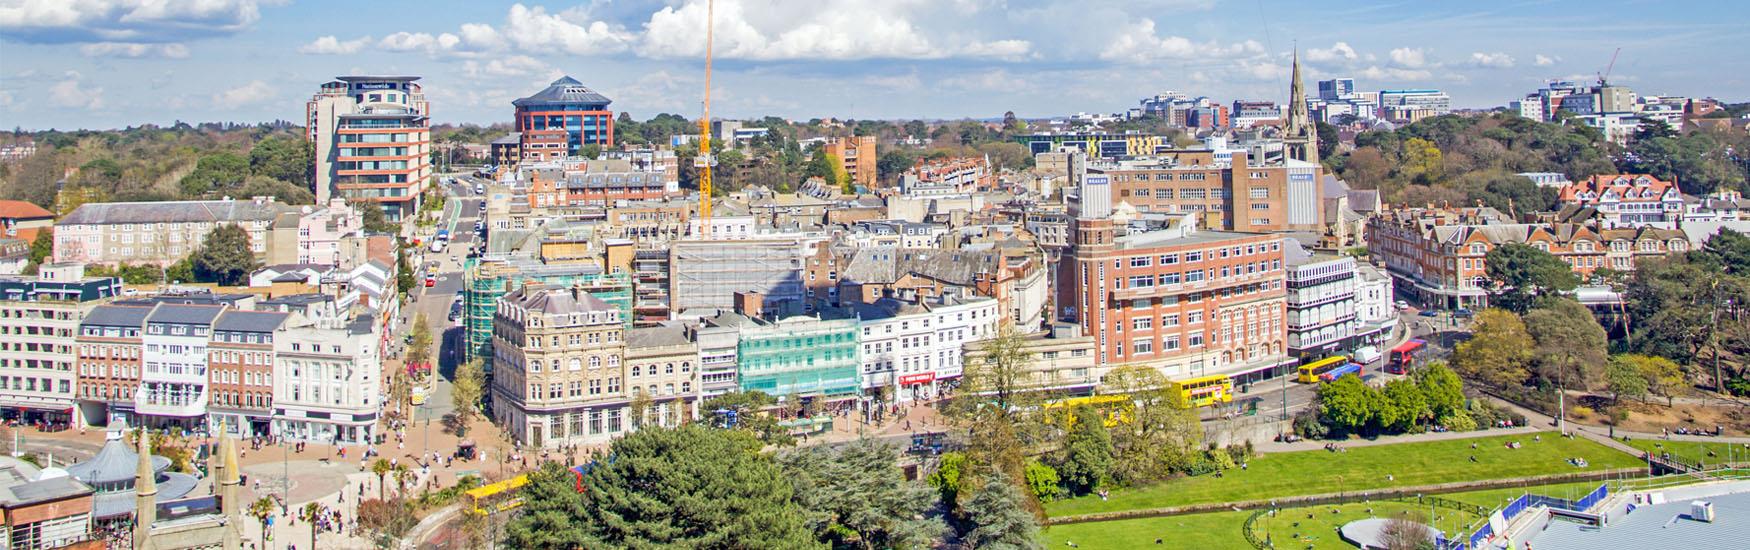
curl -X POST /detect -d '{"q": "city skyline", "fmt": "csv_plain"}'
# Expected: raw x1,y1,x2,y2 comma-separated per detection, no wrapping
2,0,1746,130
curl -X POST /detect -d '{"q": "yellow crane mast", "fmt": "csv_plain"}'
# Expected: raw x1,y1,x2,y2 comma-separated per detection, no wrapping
695,0,715,239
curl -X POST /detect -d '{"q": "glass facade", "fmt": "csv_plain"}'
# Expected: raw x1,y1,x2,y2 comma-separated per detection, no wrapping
737,318,861,398
461,258,632,364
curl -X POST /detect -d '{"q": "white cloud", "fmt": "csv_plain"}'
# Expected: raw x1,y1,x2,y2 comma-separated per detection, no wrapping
1535,54,1560,67
1358,66,1433,81
1389,47,1428,68
1100,19,1262,64
379,32,461,54
639,0,1030,61
1305,42,1358,63
0,91,13,108
299,35,371,55
212,80,274,107
49,72,103,109
78,42,188,58
1469,51,1515,68
463,55,553,79
0,0,268,44
501,3,631,55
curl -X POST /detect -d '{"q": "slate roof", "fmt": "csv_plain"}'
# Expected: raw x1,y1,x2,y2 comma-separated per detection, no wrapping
82,305,153,328
146,304,225,326
512,76,612,108
627,324,691,349
840,248,1008,286
506,285,616,315
60,199,294,226
67,432,169,484
214,310,289,333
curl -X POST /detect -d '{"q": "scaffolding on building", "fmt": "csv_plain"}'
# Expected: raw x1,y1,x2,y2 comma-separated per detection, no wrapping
667,239,809,314
461,256,633,364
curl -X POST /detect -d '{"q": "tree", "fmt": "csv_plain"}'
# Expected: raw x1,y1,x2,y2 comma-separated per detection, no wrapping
178,152,249,196
303,501,321,549
1524,298,1609,392
247,136,313,188
1380,379,1430,433
927,452,969,508
451,358,485,432
189,224,258,286
1022,459,1061,503
778,439,945,549
505,426,821,549
580,143,603,160
248,497,276,541
977,142,1032,172
1054,405,1114,495
1415,362,1468,425
1100,365,1203,484
395,246,415,295
1605,355,1651,403
165,258,194,284
1484,243,1580,313
1379,512,1435,550
371,458,392,500
877,149,916,185
1317,374,1383,434
1400,137,1445,185
1450,309,1534,388
356,200,396,234
26,227,51,266
949,325,1046,518
406,312,432,372
700,390,794,446
959,472,1042,550
1618,353,1685,406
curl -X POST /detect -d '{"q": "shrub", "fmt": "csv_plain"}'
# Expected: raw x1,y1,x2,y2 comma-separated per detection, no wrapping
1571,405,1594,419
1023,459,1062,502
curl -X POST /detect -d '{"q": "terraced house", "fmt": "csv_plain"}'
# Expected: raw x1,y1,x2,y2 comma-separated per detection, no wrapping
1368,206,1691,309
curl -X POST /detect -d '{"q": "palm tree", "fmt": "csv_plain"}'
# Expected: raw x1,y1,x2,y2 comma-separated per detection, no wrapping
371,458,392,500
392,462,414,498
249,496,276,542
302,501,321,549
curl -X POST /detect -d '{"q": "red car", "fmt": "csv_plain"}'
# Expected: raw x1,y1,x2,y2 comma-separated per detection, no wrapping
424,275,436,287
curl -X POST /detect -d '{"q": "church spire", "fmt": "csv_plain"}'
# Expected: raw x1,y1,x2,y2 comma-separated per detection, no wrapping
1285,46,1319,164
134,428,158,550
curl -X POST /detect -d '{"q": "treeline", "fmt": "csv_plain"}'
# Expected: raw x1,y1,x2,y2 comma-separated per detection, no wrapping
1451,230,1750,408
0,124,313,211
1327,111,1750,214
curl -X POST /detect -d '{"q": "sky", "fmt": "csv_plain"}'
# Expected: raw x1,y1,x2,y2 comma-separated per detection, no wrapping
0,0,1746,131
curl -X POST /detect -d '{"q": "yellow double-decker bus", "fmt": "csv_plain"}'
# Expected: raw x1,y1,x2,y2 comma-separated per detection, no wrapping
1297,355,1350,383
1043,395,1134,427
1167,374,1235,408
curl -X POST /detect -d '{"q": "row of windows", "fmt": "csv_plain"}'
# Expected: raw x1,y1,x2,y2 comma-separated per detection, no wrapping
0,376,70,393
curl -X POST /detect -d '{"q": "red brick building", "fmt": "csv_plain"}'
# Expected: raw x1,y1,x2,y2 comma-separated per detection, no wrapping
1095,151,1324,233
74,305,150,424
1060,215,1291,383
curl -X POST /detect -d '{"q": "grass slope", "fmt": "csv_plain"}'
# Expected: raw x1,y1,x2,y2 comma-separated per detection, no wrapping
1042,480,1611,550
1046,432,1640,518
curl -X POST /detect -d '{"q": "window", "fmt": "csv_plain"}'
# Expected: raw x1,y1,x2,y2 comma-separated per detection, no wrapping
1129,256,1152,268
1189,331,1204,347
1132,317,1153,330
1162,313,1180,327
1187,311,1203,324
1250,187,1269,199
1164,335,1181,350
1133,339,1153,354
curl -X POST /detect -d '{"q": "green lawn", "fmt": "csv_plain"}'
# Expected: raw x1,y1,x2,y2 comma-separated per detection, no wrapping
1623,438,1750,465
1042,480,1611,550
1045,432,1641,518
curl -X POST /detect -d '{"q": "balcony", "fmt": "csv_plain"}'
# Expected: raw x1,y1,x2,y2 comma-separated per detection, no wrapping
135,389,207,417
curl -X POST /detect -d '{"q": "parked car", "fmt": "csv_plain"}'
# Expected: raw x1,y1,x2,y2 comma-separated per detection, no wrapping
1453,308,1475,318
424,275,436,288
1418,309,1439,317
1394,300,1409,310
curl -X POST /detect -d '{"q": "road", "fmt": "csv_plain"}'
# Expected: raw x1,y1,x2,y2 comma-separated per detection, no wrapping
400,176,485,423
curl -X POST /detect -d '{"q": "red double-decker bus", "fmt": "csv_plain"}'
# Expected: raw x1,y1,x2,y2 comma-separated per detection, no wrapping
1388,339,1426,374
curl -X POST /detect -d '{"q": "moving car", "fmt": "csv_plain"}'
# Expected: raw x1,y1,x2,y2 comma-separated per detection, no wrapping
424,275,436,288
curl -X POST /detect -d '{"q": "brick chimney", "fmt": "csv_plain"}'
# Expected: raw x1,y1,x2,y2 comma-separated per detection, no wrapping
733,291,765,319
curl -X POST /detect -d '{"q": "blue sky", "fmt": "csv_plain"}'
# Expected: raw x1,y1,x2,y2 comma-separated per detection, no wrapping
1,0,1745,130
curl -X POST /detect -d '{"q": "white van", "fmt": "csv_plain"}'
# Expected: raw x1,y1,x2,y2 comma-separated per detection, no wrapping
1353,346,1383,365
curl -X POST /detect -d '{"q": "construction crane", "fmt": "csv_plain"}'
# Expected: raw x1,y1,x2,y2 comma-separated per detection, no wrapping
1597,47,1621,87
695,0,715,239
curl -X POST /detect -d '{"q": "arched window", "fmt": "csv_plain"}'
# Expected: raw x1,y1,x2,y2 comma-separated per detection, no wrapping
589,356,601,368
631,365,641,377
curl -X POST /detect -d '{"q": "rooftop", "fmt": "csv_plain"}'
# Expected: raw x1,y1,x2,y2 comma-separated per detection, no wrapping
513,76,612,108
60,199,295,226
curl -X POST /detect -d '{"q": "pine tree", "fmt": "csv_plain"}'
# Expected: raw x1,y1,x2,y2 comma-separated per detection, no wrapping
506,425,820,549
778,438,946,548
961,473,1042,550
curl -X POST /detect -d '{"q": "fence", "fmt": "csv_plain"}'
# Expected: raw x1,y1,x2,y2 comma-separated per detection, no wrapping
1456,483,1608,550
1242,494,1490,549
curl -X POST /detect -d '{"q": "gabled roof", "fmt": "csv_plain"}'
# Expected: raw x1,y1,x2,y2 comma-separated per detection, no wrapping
214,310,289,333
0,200,53,220
146,304,225,326
82,304,153,328
60,199,295,226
